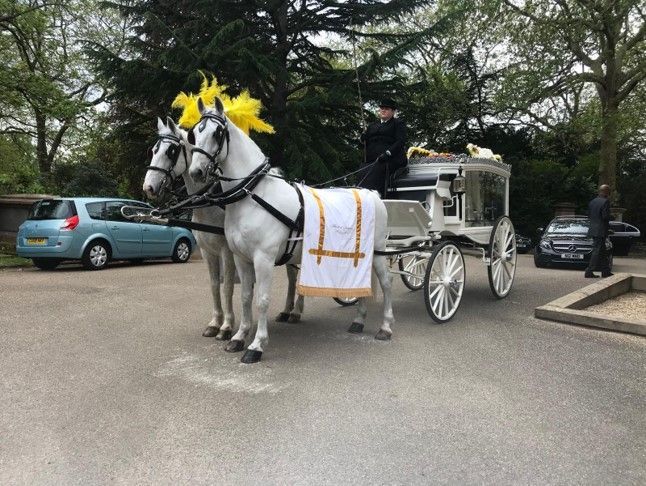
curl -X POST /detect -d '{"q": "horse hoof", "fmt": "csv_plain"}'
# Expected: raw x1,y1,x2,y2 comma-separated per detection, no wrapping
375,330,392,341
215,329,232,341
287,313,301,323
275,312,290,322
225,339,245,353
202,326,219,337
348,322,364,334
241,349,262,364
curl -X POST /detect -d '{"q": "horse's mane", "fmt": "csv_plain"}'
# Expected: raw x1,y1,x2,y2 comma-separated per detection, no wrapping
172,73,274,136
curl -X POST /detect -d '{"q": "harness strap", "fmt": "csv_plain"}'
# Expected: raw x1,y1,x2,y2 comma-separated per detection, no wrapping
275,185,305,266
250,192,303,232
166,218,224,235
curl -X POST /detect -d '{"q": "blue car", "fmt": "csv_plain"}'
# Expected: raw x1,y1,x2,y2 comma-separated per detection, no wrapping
16,197,196,270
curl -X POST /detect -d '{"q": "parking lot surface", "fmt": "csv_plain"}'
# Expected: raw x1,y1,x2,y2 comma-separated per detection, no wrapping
1,255,645,484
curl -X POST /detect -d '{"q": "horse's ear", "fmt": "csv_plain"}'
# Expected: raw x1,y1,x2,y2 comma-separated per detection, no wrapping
187,127,196,145
166,116,178,133
157,117,165,131
214,97,224,115
197,97,205,114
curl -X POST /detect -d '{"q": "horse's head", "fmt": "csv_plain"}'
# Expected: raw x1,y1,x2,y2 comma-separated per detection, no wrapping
143,116,188,199
188,97,229,183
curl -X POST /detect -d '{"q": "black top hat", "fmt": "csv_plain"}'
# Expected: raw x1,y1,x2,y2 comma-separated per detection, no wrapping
378,98,398,110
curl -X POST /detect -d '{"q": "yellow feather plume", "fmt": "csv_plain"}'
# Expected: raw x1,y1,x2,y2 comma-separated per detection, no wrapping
172,74,274,135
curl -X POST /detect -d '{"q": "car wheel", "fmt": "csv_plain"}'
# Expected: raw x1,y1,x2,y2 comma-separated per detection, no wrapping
32,258,61,270
82,240,111,270
534,254,546,268
172,238,191,263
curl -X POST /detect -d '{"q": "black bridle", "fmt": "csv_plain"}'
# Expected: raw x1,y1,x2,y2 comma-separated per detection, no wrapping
190,113,230,180
146,134,187,197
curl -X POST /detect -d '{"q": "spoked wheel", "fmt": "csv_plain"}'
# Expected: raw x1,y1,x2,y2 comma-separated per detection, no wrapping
423,241,465,324
488,215,517,299
333,296,358,306
398,254,427,291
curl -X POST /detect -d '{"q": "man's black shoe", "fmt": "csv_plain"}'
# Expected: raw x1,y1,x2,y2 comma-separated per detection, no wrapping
602,272,614,278
584,272,599,278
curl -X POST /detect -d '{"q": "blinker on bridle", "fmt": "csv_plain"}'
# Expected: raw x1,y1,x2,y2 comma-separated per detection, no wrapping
190,113,230,178
146,133,187,188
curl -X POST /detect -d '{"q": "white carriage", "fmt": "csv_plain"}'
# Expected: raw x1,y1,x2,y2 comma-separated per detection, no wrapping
369,154,517,323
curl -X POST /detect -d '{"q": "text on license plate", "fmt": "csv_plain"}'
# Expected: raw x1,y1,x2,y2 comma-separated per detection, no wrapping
27,237,47,245
561,253,583,260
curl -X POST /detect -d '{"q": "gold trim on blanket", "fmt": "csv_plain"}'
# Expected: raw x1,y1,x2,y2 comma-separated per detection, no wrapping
307,187,366,266
310,188,326,264
352,189,362,267
296,285,372,298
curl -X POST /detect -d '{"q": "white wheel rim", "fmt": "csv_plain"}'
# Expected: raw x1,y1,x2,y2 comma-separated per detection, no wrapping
427,245,464,320
403,255,427,287
90,246,107,267
177,242,190,260
338,297,357,303
491,219,516,296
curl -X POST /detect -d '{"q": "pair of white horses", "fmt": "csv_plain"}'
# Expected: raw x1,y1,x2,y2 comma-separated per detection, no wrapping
143,98,394,363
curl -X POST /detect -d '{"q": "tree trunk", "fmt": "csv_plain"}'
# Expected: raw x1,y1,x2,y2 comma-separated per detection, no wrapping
599,98,618,199
35,111,50,175
268,2,289,168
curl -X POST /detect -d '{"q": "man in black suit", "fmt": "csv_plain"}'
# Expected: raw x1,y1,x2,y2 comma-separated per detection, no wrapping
585,184,613,278
358,98,407,197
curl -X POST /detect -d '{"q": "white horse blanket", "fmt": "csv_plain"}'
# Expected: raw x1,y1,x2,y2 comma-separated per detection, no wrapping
297,185,375,298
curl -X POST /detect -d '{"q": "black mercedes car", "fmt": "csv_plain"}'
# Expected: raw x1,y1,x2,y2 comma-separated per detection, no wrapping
534,216,613,269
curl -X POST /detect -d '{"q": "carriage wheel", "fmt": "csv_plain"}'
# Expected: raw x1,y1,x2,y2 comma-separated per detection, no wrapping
487,215,517,299
398,254,427,291
423,241,465,324
333,296,358,306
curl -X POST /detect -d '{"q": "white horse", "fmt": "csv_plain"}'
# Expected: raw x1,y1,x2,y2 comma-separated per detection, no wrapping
143,117,237,340
144,117,304,339
188,98,394,364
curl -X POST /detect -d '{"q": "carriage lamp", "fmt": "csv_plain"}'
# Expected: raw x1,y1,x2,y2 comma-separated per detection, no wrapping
451,173,466,194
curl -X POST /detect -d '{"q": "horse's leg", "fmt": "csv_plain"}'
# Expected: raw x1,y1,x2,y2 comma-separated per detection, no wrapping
348,297,368,334
202,250,223,337
289,293,305,323
373,254,394,340
276,264,296,322
241,253,274,364
225,256,254,353
215,245,236,341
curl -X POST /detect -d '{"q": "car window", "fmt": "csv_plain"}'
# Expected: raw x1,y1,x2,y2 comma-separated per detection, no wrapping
28,200,76,220
104,201,132,223
609,222,625,231
547,220,589,235
86,202,105,220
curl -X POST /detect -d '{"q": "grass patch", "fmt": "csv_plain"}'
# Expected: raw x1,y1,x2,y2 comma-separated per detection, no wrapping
0,253,32,268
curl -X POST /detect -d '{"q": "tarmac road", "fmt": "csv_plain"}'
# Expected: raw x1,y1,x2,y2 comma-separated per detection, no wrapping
1,255,645,485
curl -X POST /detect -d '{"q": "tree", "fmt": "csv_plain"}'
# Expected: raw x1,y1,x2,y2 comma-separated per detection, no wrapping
0,0,127,179
93,0,443,192
500,0,646,196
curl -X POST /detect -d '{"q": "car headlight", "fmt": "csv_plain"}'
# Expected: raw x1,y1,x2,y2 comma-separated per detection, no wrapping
539,240,551,250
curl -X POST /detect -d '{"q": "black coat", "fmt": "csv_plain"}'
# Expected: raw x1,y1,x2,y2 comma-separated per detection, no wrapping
360,117,407,169
587,196,611,237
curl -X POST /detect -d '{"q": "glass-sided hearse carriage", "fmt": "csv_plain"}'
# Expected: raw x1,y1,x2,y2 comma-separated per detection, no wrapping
369,153,517,323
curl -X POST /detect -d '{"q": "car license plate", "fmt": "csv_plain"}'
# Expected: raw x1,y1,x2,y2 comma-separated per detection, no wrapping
561,253,583,260
27,237,47,245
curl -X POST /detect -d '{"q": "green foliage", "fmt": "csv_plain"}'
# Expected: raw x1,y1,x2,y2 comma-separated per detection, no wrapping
50,158,119,197
0,135,43,194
